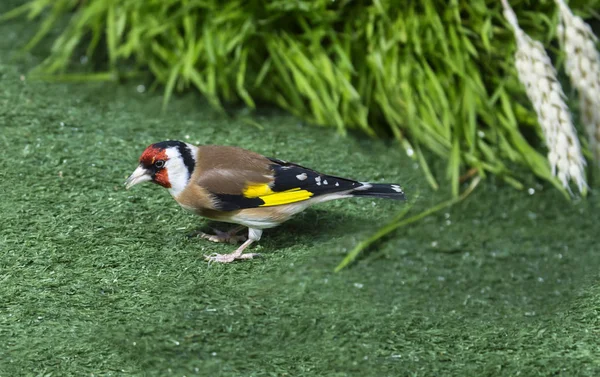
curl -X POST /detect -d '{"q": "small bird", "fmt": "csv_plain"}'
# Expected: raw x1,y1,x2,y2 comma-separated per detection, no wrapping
125,141,406,263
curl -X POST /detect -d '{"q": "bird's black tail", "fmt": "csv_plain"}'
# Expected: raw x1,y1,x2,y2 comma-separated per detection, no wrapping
351,183,406,200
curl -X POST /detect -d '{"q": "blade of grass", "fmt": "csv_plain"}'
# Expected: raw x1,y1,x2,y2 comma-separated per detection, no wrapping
415,143,440,190
335,175,481,272
162,63,182,110
0,1,34,21
27,72,119,82
448,136,461,197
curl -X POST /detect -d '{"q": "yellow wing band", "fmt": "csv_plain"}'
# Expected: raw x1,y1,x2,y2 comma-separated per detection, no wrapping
243,183,313,207
243,184,275,197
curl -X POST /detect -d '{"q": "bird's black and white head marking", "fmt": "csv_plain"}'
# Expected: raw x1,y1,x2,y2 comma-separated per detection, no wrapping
139,140,197,197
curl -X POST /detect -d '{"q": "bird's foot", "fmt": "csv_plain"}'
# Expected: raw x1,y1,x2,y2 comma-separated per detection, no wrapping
189,227,247,244
202,229,260,263
205,252,261,264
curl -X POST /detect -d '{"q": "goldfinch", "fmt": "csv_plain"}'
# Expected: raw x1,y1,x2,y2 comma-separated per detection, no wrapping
125,141,406,263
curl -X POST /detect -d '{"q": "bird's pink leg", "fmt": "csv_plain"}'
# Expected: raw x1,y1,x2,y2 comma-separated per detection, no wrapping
205,228,262,263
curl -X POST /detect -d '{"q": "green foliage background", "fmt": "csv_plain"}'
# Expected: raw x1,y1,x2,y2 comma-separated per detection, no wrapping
4,0,600,194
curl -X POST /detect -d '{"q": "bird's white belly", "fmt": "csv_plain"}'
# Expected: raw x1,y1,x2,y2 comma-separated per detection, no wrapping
226,215,281,229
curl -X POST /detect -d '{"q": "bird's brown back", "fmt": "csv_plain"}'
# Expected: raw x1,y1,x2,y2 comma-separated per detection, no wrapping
194,145,274,195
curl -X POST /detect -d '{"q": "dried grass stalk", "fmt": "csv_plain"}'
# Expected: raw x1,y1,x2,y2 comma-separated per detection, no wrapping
502,0,587,193
556,0,600,165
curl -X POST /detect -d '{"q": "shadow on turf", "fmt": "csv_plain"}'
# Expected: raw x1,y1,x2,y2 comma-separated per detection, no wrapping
185,208,363,251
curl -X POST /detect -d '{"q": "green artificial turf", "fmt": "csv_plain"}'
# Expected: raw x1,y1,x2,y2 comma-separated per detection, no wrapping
1,6,600,377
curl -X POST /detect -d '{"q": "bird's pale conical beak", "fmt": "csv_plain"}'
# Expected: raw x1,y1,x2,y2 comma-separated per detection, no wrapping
125,165,152,189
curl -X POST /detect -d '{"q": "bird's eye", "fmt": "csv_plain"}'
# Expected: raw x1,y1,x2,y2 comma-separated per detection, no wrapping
154,160,165,168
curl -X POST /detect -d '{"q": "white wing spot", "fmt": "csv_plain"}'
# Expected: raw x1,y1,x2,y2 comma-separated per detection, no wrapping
296,173,308,181
335,182,339,187
391,185,403,193
323,180,328,185
315,176,322,186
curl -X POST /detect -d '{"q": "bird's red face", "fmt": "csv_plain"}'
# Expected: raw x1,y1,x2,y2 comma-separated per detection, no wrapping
125,143,172,189
139,145,171,188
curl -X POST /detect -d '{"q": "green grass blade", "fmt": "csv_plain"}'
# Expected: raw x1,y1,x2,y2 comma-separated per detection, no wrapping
335,175,481,272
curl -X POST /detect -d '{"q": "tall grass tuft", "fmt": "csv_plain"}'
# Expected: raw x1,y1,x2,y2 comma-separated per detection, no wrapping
3,0,599,194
